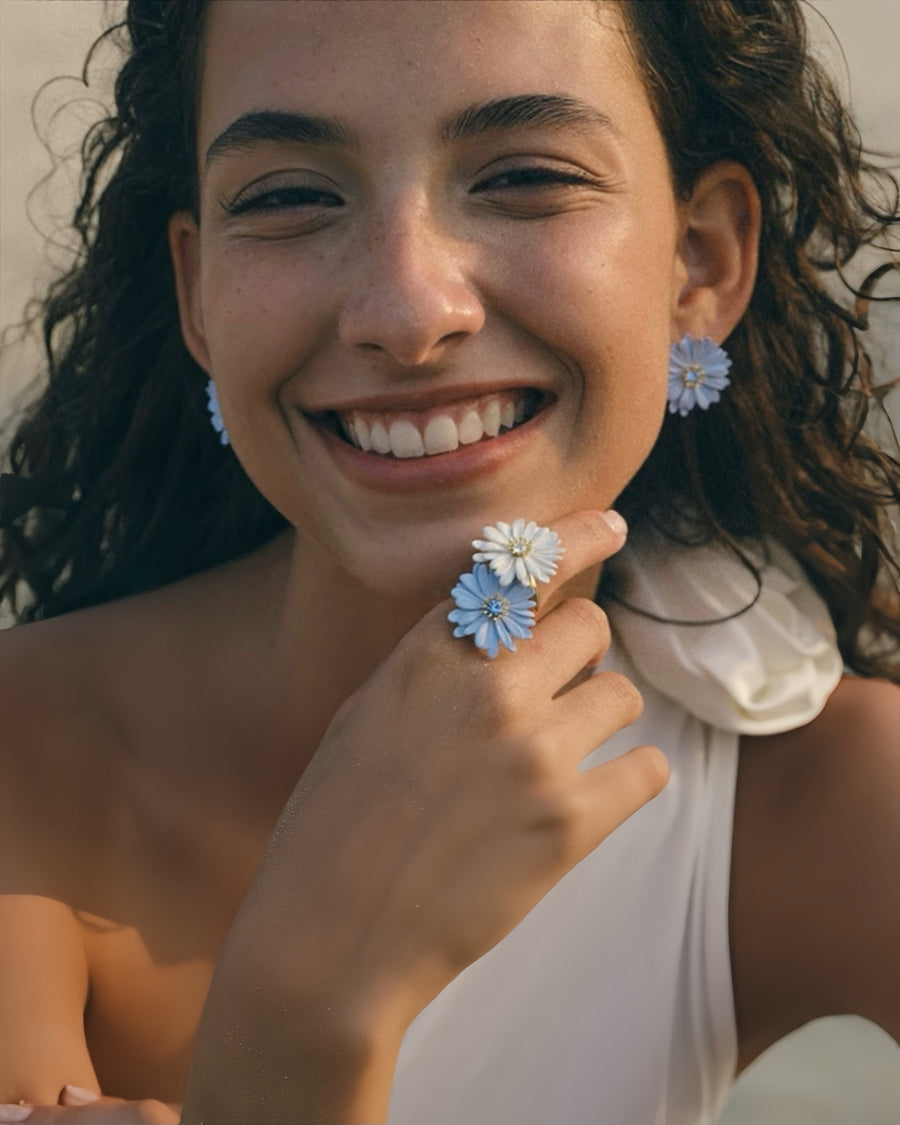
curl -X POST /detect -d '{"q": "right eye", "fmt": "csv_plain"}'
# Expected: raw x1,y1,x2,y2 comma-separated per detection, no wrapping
223,185,344,216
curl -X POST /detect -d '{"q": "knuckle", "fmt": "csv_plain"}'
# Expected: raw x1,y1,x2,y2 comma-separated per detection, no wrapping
532,782,581,825
529,785,585,860
565,597,611,646
598,671,644,722
508,731,557,785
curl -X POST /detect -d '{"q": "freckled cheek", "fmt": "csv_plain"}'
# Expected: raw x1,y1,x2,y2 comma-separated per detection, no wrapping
200,249,328,389
503,220,674,406
513,219,673,498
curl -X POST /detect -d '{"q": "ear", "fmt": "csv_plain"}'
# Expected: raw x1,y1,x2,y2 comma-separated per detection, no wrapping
672,162,760,343
168,210,212,373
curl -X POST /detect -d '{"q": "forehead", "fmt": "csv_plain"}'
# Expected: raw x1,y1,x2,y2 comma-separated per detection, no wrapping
198,0,646,146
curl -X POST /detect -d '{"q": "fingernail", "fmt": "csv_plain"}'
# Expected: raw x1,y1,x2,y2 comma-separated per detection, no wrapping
601,509,628,537
0,1107,33,1122
64,1084,101,1104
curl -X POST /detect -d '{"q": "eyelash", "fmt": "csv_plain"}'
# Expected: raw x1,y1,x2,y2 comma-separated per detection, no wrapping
223,185,342,216
222,165,602,216
474,166,599,192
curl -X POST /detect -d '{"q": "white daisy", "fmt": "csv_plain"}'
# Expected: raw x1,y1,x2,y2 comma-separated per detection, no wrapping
472,518,564,587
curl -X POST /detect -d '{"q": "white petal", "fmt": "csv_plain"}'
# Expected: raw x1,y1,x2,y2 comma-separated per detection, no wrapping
483,524,510,545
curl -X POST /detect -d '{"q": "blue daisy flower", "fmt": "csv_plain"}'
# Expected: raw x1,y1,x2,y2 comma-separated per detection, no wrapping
667,334,732,417
206,379,231,446
448,563,536,659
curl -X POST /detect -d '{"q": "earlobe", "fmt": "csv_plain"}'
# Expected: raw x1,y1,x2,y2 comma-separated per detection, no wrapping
673,162,761,342
168,211,212,373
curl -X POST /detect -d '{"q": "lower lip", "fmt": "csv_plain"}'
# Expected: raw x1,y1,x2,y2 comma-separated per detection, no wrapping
303,409,550,494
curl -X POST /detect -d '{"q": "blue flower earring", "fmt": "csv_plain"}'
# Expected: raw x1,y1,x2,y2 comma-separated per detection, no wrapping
667,333,732,417
206,378,230,446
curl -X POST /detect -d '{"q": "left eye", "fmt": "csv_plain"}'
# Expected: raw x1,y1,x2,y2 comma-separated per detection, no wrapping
473,166,597,192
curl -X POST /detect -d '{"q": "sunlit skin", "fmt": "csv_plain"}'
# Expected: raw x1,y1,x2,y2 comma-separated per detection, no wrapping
0,2,898,1124
171,0,752,621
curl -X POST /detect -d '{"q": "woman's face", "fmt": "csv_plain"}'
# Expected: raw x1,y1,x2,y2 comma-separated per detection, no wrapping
174,0,692,599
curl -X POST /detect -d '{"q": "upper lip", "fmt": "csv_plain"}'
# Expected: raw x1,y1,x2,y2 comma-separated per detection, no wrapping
299,381,552,416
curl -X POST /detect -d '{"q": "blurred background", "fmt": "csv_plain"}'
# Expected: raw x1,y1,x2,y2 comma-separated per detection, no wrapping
1,2,898,1121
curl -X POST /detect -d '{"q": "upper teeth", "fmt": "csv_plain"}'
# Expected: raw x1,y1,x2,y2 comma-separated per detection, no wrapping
339,391,533,458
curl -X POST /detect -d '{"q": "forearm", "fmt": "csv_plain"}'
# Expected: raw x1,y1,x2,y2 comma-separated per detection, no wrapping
180,940,406,1125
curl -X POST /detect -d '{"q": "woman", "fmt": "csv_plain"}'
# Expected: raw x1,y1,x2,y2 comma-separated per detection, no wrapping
0,2,898,1122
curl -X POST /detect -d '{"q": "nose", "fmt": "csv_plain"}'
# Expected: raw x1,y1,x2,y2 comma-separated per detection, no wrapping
338,199,485,367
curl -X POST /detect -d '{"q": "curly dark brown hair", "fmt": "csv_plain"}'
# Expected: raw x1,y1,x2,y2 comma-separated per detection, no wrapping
2,0,899,679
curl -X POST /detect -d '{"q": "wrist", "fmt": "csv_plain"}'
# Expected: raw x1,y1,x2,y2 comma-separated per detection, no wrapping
182,950,407,1125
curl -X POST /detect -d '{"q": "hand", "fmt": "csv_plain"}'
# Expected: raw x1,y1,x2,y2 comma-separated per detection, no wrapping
0,1086,179,1124
183,510,669,1123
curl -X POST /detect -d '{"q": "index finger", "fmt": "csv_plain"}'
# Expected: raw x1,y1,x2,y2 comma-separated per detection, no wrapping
441,508,626,664
526,509,627,618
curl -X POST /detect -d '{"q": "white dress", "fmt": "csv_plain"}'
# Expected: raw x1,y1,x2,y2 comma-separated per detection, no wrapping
388,537,843,1125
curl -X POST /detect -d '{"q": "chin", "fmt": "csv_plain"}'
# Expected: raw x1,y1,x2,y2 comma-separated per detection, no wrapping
359,551,471,608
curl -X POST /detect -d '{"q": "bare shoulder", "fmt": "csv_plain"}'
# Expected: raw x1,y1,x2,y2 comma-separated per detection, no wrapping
0,614,118,1101
0,608,125,855
731,675,900,1069
0,543,290,1101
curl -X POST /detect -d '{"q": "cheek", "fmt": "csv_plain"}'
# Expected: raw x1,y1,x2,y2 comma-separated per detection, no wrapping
199,242,329,393
525,216,676,500
496,211,676,407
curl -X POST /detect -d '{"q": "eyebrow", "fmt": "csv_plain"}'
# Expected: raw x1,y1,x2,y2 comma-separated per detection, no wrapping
205,110,358,166
204,94,614,168
441,94,615,142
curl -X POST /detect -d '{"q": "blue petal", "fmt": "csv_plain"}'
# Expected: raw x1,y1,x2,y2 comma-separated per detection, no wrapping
493,617,516,652
475,620,500,659
451,588,486,611
694,385,713,409
449,614,480,637
455,570,485,598
505,580,536,605
505,613,533,640
473,563,500,597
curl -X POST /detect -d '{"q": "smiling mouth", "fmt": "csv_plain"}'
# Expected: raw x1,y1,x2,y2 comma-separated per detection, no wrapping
310,388,547,459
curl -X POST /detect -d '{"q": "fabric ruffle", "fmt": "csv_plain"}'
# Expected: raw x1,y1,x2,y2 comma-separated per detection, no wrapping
605,533,844,735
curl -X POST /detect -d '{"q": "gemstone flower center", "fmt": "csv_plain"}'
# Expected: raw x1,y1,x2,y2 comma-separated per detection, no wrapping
508,537,532,558
482,594,509,620
680,364,707,388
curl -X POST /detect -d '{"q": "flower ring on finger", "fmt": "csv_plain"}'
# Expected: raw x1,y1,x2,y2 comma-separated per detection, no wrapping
448,520,563,658
472,518,564,590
